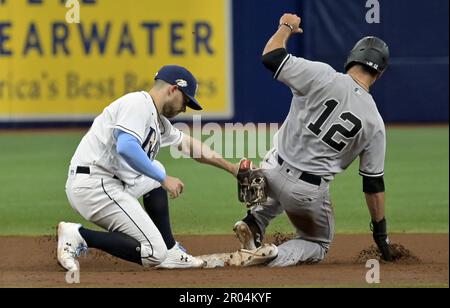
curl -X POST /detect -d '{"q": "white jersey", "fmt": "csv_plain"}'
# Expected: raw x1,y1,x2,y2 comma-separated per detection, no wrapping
70,91,184,184
273,55,386,181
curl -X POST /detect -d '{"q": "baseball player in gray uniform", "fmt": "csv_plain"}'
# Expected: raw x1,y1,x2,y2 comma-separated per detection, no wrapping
57,65,238,271
233,13,394,266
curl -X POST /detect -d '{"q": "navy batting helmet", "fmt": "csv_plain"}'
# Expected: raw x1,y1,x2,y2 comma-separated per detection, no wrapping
344,36,390,73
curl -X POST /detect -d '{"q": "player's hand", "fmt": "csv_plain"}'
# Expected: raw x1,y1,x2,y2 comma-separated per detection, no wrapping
279,13,303,34
162,176,184,199
371,218,394,261
232,162,241,178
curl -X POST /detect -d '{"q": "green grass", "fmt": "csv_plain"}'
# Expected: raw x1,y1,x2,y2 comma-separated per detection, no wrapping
0,127,448,235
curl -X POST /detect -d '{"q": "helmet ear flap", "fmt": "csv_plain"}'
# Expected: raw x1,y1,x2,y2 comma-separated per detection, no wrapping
344,61,357,73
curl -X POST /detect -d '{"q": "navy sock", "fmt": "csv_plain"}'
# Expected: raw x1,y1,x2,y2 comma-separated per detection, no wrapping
143,187,176,249
79,228,142,265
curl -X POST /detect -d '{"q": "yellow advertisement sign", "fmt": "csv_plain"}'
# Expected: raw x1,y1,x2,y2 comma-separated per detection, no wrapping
0,0,232,121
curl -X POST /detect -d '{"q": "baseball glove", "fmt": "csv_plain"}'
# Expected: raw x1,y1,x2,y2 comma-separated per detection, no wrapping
237,159,268,208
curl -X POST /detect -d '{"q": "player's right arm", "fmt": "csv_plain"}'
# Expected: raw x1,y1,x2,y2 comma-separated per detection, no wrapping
115,129,184,199
262,13,303,56
261,13,301,77
261,13,335,96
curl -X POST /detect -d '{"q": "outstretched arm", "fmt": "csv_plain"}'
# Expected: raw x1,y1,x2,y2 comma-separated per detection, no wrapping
178,134,238,177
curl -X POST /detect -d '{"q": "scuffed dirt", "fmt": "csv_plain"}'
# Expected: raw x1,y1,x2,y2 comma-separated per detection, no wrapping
0,234,447,287
356,243,421,264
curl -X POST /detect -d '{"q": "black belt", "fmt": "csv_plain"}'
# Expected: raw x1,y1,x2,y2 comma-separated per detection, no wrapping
76,166,90,174
277,156,322,186
76,166,121,181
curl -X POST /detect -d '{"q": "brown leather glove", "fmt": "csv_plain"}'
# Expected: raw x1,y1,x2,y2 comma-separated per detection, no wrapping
237,159,268,208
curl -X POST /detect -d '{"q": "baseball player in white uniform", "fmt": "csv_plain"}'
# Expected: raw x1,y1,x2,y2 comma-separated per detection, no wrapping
233,13,394,266
57,65,238,270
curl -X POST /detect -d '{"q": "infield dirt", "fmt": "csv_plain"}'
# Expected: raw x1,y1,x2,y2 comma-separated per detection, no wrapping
0,234,447,287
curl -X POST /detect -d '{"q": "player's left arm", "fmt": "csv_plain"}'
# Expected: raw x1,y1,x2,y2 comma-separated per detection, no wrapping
359,126,393,261
160,117,238,176
364,185,393,261
178,134,239,177
364,183,385,222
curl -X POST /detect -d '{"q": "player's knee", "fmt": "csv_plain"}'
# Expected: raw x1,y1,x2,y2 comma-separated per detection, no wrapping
139,242,168,267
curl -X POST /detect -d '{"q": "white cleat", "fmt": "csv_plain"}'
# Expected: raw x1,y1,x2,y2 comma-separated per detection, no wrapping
233,221,260,250
198,244,278,268
235,244,278,267
57,222,88,272
156,242,206,269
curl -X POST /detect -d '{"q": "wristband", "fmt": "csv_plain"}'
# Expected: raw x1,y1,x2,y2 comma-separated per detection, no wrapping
279,23,294,32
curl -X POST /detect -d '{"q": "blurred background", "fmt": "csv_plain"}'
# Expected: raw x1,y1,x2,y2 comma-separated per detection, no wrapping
0,0,448,127
0,0,448,236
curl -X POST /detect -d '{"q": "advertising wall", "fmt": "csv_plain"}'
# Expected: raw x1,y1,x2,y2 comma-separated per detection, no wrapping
0,0,233,122
0,0,448,125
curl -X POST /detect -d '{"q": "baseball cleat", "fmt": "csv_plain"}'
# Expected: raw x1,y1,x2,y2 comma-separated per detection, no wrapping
235,244,278,267
198,244,278,268
233,220,261,250
57,222,88,272
156,242,206,269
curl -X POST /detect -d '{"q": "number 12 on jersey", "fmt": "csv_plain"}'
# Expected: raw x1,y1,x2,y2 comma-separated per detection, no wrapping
307,99,363,152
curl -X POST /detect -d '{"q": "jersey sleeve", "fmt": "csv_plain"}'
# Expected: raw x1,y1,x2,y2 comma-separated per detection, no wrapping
275,55,336,96
359,127,386,177
160,116,184,148
114,93,151,145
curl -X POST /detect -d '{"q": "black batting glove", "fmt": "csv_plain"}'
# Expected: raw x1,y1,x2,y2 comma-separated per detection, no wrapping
370,218,394,261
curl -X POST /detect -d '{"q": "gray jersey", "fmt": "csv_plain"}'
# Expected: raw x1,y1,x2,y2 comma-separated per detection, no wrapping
273,55,386,181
